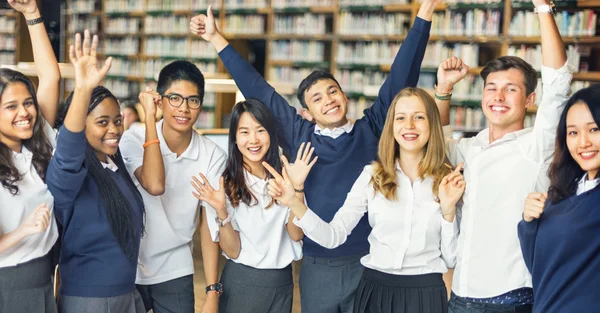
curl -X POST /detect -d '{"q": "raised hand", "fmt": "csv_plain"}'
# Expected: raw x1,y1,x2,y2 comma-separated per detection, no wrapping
192,174,227,213
437,57,469,93
18,203,51,237
138,86,161,119
263,161,296,207
7,0,38,16
190,5,218,42
532,0,552,7
69,30,112,91
438,163,466,215
523,192,547,222
282,142,318,190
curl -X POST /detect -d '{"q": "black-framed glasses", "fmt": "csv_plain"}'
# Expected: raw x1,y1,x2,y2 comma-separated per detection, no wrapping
162,93,202,109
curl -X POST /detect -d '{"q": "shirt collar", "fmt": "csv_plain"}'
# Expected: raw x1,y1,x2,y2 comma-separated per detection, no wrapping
156,119,200,160
314,121,354,139
244,170,268,195
101,157,119,172
476,127,533,145
578,173,599,193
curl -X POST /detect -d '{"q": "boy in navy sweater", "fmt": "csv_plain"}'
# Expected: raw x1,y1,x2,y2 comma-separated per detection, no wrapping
190,1,439,311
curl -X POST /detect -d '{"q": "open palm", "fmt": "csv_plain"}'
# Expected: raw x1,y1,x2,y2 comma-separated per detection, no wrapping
282,142,318,189
191,174,226,212
69,30,112,91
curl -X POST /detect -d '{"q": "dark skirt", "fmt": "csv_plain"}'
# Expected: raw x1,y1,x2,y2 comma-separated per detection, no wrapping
354,268,448,313
57,290,145,313
0,254,58,313
219,259,293,313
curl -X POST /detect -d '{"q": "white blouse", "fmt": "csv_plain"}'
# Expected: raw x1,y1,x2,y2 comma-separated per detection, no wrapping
220,171,302,269
0,121,58,267
295,164,458,275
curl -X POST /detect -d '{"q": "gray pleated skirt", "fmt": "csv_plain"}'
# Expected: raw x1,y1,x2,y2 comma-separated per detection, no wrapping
57,289,145,313
354,268,448,313
0,254,58,313
219,259,293,313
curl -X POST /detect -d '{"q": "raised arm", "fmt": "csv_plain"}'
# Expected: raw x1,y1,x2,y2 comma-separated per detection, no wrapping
529,0,572,162
362,0,438,135
190,6,305,153
9,0,61,126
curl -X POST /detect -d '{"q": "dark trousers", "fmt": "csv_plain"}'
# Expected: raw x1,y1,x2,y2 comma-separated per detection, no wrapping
136,275,194,313
448,293,533,313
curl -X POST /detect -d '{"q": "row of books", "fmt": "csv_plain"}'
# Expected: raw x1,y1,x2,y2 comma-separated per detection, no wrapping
147,0,192,11
67,16,100,34
143,59,217,79
423,42,479,68
224,0,268,9
0,35,16,51
269,66,318,85
336,69,386,94
68,0,97,13
0,52,15,65
510,10,598,37
105,18,141,34
144,16,190,35
273,14,329,35
340,0,409,5
272,0,334,8
103,38,140,55
338,12,410,36
431,10,501,36
270,40,326,62
0,16,16,33
224,15,265,34
104,0,144,12
506,44,582,72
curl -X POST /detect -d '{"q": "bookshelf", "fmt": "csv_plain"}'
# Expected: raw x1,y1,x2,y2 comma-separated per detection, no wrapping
59,0,600,133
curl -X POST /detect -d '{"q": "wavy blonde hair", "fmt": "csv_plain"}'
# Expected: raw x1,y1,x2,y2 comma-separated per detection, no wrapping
370,87,452,200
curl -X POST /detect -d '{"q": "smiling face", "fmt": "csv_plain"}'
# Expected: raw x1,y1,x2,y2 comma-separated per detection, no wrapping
159,80,202,134
482,68,535,132
303,78,348,130
235,112,271,171
85,97,124,162
566,102,600,180
0,82,38,152
393,95,430,155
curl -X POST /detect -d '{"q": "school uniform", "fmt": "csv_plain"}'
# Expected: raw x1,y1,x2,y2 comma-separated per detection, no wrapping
295,165,458,313
518,174,600,313
46,126,145,313
215,170,302,313
119,120,227,313
0,120,58,313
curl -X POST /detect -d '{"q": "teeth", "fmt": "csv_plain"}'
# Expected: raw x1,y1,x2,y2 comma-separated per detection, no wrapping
174,117,189,121
403,134,417,139
325,107,339,115
581,151,597,157
248,147,260,152
105,139,118,144
15,121,30,127
491,106,508,112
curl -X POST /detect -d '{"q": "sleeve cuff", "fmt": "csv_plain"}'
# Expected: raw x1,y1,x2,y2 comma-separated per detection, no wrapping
293,208,321,233
541,60,573,86
518,218,539,235
441,216,458,239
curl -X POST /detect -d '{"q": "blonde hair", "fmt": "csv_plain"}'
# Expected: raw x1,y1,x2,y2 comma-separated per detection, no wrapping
370,87,452,200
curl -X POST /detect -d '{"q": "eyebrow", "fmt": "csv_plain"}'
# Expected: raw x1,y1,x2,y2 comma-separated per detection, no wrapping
567,122,597,127
95,115,122,120
395,111,425,115
2,97,33,106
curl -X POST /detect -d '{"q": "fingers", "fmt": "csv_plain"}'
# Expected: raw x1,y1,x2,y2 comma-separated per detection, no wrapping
82,30,91,57
262,161,283,180
198,173,215,191
191,176,207,194
296,142,305,162
302,142,312,161
207,4,214,20
99,57,112,77
454,162,464,173
267,182,283,197
74,33,82,60
308,155,318,168
282,167,290,182
219,176,225,190
90,34,98,57
281,155,291,169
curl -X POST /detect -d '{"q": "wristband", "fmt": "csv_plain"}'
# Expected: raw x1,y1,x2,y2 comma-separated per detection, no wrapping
143,139,160,149
205,282,223,295
294,188,304,193
435,92,452,101
26,17,44,26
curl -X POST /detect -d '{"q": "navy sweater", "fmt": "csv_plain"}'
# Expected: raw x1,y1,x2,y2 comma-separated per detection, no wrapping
518,188,600,312
46,127,143,297
219,18,430,258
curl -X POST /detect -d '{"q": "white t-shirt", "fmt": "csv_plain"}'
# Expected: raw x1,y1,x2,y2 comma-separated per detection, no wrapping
120,120,227,285
217,170,302,269
0,120,58,267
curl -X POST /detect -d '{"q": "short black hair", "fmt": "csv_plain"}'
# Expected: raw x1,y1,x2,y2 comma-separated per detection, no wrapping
157,60,205,103
481,56,538,96
296,70,343,109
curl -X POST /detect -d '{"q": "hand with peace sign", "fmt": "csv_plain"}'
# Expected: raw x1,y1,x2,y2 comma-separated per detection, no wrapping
191,174,227,215
281,142,318,190
523,192,547,222
438,163,466,221
263,162,297,207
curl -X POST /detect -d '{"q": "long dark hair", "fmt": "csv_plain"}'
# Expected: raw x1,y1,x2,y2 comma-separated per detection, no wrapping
223,99,282,208
58,86,145,259
0,69,53,195
548,85,600,203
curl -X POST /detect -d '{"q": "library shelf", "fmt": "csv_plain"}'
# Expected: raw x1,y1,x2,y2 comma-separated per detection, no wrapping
338,34,406,41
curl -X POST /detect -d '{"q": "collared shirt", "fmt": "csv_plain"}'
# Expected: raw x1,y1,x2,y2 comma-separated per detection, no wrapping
577,173,599,195
120,120,227,285
313,121,354,139
101,157,118,172
446,62,572,298
295,164,458,275
218,171,302,269
0,120,58,267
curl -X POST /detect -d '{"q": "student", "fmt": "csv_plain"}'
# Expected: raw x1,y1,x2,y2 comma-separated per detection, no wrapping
518,85,600,313
122,101,142,131
190,99,311,313
119,62,227,313
433,1,572,312
46,30,145,313
0,0,60,311
190,0,440,311
265,87,465,313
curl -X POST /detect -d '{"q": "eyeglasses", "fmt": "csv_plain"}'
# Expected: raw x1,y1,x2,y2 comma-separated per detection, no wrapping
161,93,202,109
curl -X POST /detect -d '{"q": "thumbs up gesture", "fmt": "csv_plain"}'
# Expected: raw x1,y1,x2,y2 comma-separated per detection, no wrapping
190,5,219,42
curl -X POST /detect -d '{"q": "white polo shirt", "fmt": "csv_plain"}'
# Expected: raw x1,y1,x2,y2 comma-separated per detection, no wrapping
217,170,302,269
0,121,58,267
120,120,227,285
